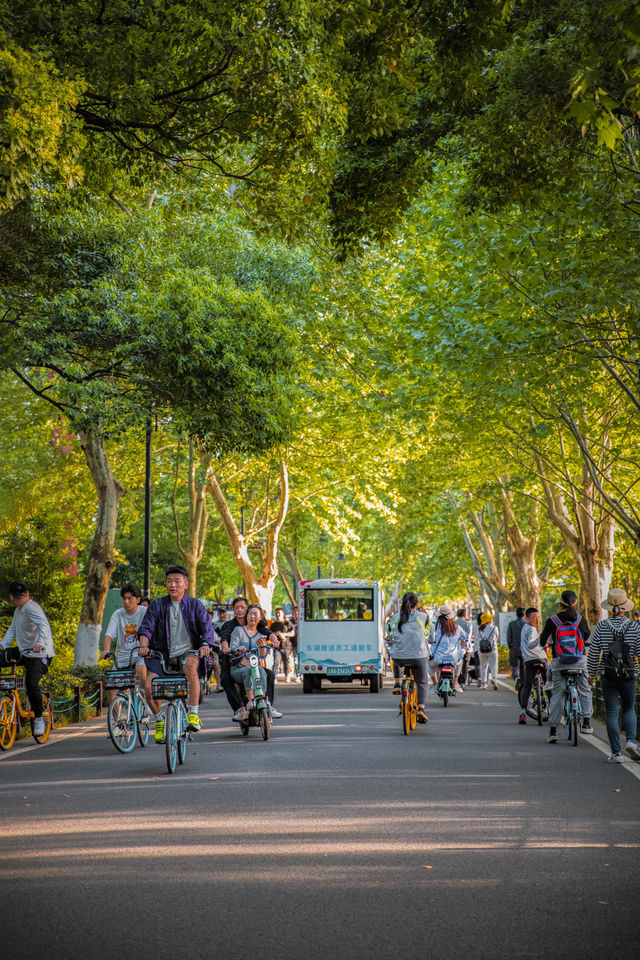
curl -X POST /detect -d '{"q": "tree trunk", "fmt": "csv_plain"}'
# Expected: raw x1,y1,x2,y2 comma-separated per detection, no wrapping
74,430,125,666
500,487,542,609
171,439,208,597
206,460,289,617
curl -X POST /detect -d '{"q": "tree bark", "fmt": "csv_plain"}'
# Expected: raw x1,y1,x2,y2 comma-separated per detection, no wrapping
171,439,209,596
74,430,125,666
206,460,289,617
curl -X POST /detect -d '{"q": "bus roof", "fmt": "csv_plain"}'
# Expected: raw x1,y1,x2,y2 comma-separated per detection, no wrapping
299,578,377,589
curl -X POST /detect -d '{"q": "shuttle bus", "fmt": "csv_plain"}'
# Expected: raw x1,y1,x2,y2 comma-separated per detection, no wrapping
297,578,386,693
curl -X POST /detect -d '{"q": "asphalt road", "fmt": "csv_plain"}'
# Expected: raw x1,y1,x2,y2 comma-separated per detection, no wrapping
1,676,639,960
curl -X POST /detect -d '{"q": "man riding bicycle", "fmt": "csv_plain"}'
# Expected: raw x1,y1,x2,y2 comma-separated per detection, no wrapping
0,580,55,737
540,590,593,743
137,565,213,742
517,607,546,725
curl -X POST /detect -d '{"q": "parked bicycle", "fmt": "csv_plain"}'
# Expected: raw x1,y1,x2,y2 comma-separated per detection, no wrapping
0,666,53,750
101,647,150,753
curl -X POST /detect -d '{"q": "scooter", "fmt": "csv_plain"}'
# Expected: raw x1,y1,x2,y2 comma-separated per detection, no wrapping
238,654,272,740
436,662,456,707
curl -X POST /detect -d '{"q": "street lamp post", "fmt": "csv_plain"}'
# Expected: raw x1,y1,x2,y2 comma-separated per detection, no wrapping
143,418,152,598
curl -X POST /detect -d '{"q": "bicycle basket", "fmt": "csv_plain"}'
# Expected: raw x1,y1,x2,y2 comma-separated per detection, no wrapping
103,670,137,690
151,677,188,699
0,675,24,691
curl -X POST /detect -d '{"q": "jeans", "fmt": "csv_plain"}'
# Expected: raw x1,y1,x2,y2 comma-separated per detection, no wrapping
0,649,49,717
393,658,429,705
601,675,638,755
549,658,592,727
230,662,268,697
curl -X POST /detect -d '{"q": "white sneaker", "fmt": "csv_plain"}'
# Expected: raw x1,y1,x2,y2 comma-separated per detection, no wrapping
625,742,640,762
33,717,46,736
232,707,245,722
270,707,283,719
607,753,626,763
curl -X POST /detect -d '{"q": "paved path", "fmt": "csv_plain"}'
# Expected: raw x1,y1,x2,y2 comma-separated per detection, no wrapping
1,678,639,960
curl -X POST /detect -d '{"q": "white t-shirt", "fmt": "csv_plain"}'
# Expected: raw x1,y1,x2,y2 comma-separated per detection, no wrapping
104,607,147,668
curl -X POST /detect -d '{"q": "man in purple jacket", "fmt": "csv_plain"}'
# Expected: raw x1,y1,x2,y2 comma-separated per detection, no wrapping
138,565,213,742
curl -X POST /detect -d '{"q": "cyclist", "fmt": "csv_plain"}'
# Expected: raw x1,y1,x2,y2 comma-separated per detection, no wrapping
587,588,640,762
517,608,546,724
540,589,592,743
229,604,270,719
386,592,429,723
219,597,282,720
137,565,213,741
0,580,55,737
431,606,466,692
100,582,147,702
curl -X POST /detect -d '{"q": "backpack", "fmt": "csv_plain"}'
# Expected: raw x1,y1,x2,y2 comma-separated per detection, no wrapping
602,621,635,682
479,627,495,654
550,614,584,664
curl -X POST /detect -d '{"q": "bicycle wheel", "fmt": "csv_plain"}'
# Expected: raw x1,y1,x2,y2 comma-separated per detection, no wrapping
535,677,543,726
108,695,137,753
134,692,149,747
410,683,418,730
0,696,17,750
572,708,579,746
32,693,53,743
259,706,270,741
401,682,410,735
165,702,178,774
177,703,187,764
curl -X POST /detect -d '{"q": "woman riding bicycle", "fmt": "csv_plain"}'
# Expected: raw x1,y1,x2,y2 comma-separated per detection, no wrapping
386,592,429,723
431,606,466,691
229,604,270,721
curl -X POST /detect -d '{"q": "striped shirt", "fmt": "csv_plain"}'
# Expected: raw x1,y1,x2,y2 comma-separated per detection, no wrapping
587,616,640,678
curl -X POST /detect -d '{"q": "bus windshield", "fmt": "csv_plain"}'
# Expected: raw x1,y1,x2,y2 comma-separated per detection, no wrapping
304,588,374,622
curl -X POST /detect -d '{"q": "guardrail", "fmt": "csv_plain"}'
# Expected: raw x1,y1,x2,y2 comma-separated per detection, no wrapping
51,683,103,723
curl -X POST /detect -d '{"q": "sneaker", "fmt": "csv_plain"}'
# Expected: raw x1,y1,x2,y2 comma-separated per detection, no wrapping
518,713,527,725
455,683,464,693
392,683,402,695
625,742,640,762
270,707,283,719
607,753,625,763
215,685,225,693
232,707,246,722
547,731,558,743
581,720,594,734
491,679,498,690
187,713,202,731
416,709,428,724
245,699,256,711
154,719,165,743
33,717,46,736
543,680,553,692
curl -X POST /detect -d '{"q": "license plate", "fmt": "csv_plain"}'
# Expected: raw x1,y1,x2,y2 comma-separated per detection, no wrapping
326,666,349,676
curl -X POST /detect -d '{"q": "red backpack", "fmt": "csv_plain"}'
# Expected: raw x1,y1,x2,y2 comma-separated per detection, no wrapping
550,615,584,664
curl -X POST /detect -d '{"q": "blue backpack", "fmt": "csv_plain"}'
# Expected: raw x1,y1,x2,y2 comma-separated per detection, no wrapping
550,615,584,664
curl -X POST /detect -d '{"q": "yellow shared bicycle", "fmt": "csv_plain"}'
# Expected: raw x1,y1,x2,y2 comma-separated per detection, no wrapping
0,667,53,750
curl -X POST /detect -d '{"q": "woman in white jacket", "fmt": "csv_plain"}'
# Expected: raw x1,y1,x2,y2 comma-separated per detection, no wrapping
476,612,499,689
431,605,466,690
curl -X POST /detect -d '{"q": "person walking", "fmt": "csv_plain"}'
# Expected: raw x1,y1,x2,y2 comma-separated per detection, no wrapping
476,613,499,689
587,588,640,763
540,589,593,743
507,607,526,683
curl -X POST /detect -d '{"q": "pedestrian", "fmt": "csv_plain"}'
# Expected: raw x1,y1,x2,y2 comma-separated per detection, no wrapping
476,613,499,689
587,588,640,763
506,607,526,682
0,580,55,736
517,608,546,724
540,589,593,743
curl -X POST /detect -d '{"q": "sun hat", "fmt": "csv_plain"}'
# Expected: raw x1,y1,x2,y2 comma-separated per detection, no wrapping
479,612,493,626
602,588,634,613
437,604,456,619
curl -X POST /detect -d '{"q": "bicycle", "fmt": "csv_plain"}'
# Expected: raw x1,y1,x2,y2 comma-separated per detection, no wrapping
146,652,193,774
560,669,583,747
525,660,550,726
399,665,418,735
101,648,150,754
0,666,53,750
435,661,455,707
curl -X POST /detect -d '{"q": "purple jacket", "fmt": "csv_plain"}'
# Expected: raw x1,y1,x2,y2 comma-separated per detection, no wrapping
138,594,214,660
